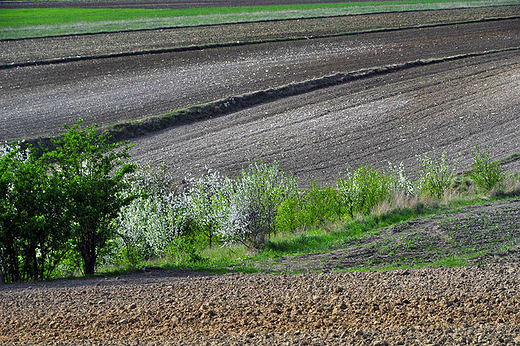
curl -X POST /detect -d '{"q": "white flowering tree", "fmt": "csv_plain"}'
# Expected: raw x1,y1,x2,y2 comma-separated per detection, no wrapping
220,162,298,249
182,170,229,249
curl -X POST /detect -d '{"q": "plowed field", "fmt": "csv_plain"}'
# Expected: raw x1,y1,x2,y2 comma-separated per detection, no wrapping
130,50,520,184
2,5,520,345
2,263,520,345
1,19,520,145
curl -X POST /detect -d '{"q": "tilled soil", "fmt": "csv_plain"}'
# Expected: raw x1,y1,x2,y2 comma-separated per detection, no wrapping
129,50,520,185
2,6,519,64
1,263,520,345
2,19,519,143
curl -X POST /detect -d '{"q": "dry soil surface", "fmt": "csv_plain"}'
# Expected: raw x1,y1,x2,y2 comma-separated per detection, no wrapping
2,6,519,64
2,18,519,144
129,49,520,184
1,263,520,345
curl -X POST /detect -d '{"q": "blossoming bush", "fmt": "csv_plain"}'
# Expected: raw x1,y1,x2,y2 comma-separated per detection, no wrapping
220,161,298,249
337,164,392,219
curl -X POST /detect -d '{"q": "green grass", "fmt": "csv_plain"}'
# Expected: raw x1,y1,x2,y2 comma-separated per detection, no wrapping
1,0,517,39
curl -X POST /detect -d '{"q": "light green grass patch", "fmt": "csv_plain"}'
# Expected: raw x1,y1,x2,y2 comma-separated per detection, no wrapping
1,0,518,39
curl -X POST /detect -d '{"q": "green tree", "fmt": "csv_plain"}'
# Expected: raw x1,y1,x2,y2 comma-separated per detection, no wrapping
47,122,136,275
0,145,22,282
0,144,70,282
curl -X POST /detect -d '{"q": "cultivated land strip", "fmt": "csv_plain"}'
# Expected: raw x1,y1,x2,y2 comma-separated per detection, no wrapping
128,50,520,184
1,5,519,65
1,19,519,143
1,264,519,345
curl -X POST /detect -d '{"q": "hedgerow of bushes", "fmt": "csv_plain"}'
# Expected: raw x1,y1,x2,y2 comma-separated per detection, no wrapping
1,122,516,282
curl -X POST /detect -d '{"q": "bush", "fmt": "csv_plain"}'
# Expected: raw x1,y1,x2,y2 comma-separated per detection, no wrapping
276,182,343,233
337,164,392,219
416,151,457,199
470,146,505,191
220,161,298,249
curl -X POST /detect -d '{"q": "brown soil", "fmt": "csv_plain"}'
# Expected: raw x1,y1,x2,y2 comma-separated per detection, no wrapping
2,18,519,146
1,262,519,345
2,6,519,64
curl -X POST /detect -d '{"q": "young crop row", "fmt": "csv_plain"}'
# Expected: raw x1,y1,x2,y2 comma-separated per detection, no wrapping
0,122,516,282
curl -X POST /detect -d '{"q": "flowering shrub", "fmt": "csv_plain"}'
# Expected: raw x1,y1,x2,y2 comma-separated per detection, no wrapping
183,170,229,248
416,151,457,199
220,161,298,249
338,164,392,219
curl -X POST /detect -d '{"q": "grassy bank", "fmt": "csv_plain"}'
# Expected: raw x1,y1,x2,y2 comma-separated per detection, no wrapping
1,0,517,39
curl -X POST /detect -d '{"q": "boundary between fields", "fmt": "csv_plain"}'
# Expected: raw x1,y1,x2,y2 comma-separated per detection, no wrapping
22,46,519,149
1,4,518,42
2,16,519,70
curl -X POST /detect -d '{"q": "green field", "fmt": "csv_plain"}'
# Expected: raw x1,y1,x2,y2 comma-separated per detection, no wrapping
1,0,518,39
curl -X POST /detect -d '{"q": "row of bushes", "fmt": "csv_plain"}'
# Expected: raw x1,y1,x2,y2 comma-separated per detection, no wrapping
0,121,513,282
113,145,512,270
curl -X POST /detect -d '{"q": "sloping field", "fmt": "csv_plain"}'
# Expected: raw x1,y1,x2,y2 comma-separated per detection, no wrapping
1,18,519,143
2,5,518,63
129,50,520,184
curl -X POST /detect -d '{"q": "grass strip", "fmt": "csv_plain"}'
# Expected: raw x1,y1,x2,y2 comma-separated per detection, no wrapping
1,0,518,39
2,16,518,68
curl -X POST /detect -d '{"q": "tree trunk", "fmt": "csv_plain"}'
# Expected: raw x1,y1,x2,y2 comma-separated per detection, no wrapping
80,229,97,276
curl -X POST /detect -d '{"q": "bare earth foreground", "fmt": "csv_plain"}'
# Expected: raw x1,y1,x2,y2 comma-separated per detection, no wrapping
1,263,520,345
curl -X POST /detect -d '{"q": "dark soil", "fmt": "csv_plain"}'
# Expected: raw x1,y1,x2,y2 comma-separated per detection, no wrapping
3,6,519,64
2,18,519,145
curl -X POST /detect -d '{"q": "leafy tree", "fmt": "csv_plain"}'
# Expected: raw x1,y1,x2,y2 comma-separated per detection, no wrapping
0,143,70,282
0,144,22,282
46,122,136,275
